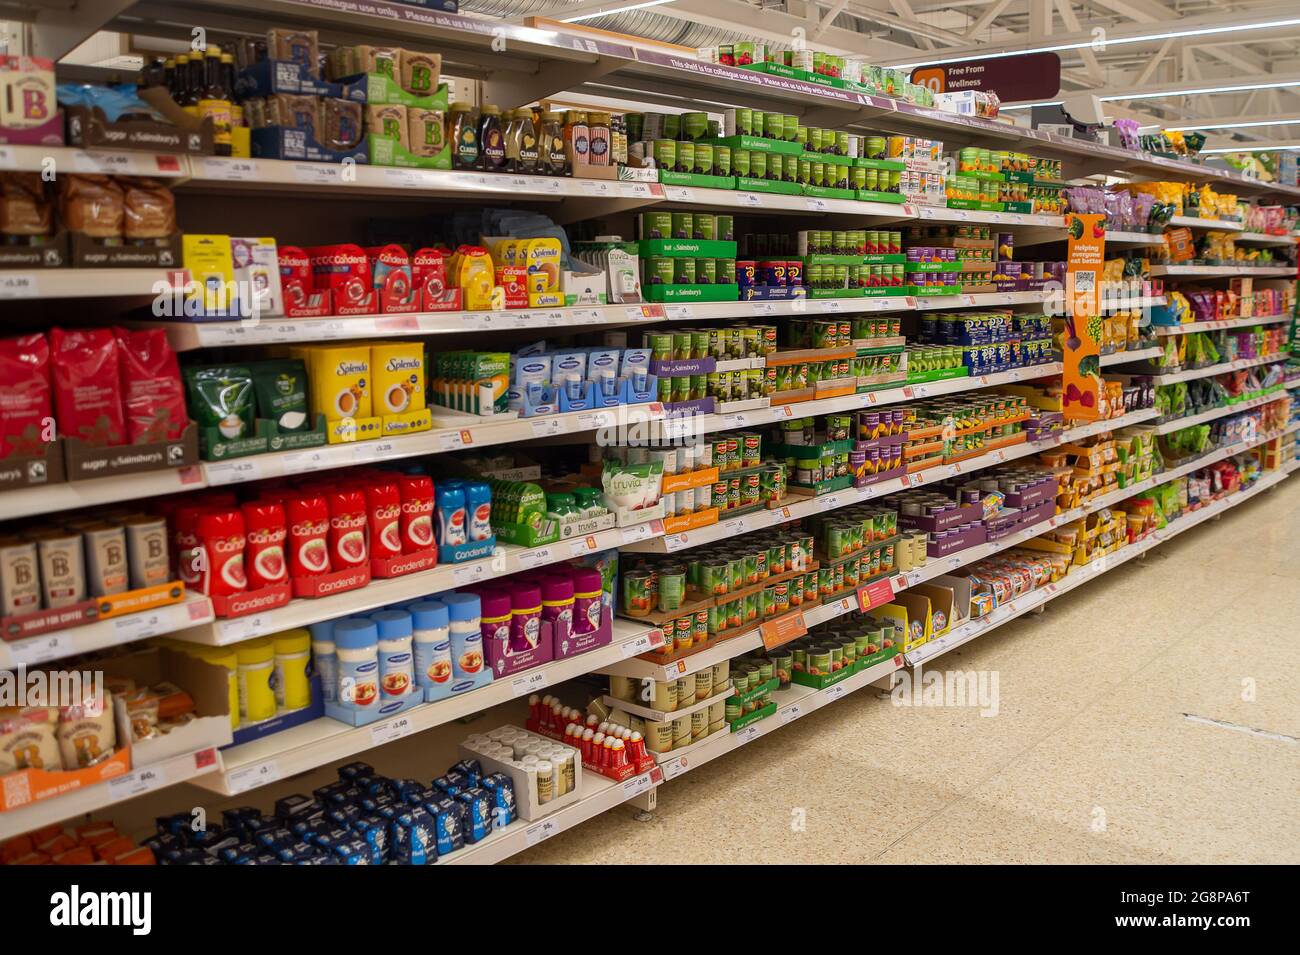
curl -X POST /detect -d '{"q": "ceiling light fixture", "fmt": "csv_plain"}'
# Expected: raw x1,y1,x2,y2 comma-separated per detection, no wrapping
562,0,677,22
1165,119,1300,132
1000,102,1065,111
888,16,1300,71
1201,143,1300,153
1100,79,1300,102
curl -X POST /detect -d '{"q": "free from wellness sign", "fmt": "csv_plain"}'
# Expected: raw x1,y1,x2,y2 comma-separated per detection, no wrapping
1062,213,1106,421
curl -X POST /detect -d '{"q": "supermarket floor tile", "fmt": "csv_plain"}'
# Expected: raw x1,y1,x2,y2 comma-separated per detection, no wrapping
512,479,1300,864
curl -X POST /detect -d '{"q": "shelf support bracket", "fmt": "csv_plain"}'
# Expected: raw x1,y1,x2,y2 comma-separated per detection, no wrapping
27,0,138,61
482,56,623,112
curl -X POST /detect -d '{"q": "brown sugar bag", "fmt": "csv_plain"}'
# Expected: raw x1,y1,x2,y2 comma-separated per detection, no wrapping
0,173,52,236
360,46,401,81
407,108,446,157
119,178,176,239
267,28,319,77
366,104,408,149
267,94,319,139
58,174,124,238
322,98,363,150
399,50,440,97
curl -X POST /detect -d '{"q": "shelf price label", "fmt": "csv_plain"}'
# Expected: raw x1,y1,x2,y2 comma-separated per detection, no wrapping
108,765,168,799
517,547,554,570
0,273,38,299
530,417,564,437
8,632,68,666
620,520,660,544
734,723,762,745
453,562,488,587
227,760,281,794
779,702,803,725
621,629,665,657
525,818,561,847
825,683,847,702
370,716,414,746
622,773,655,799
511,670,549,698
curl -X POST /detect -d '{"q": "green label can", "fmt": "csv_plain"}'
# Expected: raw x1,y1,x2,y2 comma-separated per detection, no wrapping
647,256,674,285
693,213,716,241
715,145,731,177
676,140,695,173
673,257,697,284
670,212,692,239
693,142,713,175
682,111,709,140
783,154,798,182
732,149,751,177
764,112,784,139
653,139,677,171
697,258,717,284
639,211,673,239
750,150,767,179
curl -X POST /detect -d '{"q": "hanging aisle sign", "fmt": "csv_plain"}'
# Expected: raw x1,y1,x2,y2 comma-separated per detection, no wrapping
910,52,1061,103
1062,213,1106,421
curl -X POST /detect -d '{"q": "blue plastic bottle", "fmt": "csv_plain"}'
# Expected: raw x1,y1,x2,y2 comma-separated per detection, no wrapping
435,480,468,547
464,481,493,542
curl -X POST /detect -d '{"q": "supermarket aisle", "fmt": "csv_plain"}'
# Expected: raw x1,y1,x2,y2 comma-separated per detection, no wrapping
514,479,1300,865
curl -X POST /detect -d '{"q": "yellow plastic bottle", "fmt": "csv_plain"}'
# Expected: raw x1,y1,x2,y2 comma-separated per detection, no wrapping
272,629,313,711
235,637,277,723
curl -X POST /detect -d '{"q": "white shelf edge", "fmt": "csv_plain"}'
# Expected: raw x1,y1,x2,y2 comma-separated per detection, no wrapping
0,594,215,669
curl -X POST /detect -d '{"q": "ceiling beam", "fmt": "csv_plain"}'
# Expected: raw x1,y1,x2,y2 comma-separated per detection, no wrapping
811,0,853,41
1084,0,1174,23
1028,0,1053,41
1134,37,1174,87
1055,0,1102,84
963,0,1011,39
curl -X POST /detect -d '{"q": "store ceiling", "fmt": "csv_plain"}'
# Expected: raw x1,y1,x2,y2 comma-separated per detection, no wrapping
463,0,1300,149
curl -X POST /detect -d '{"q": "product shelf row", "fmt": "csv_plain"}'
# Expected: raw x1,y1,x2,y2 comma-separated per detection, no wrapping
6,426,1282,839
651,465,1289,793
1149,265,1295,278
0,363,1067,524
0,143,1059,230
599,420,1286,683
48,0,1300,200
905,467,1289,667
1151,391,1290,435
187,618,664,799
0,400,1182,670
1153,313,1292,336
133,291,1076,352
1146,354,1288,385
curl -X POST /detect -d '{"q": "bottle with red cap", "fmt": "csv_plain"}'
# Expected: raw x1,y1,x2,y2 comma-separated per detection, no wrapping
328,487,369,568
241,500,287,589
365,476,403,560
286,492,331,577
195,508,247,596
398,474,435,552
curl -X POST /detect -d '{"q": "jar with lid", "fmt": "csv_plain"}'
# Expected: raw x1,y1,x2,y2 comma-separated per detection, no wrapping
587,112,610,166
479,104,507,171
539,111,568,176
512,107,540,173
566,110,590,168
449,102,480,169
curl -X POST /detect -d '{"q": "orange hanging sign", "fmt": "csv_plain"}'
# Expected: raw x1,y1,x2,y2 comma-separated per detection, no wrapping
1062,213,1106,421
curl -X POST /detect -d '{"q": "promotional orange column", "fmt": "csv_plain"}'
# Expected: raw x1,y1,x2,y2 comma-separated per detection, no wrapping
1062,212,1106,421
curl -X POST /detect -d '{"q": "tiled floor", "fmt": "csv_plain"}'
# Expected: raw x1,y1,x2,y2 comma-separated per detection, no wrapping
513,477,1300,864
